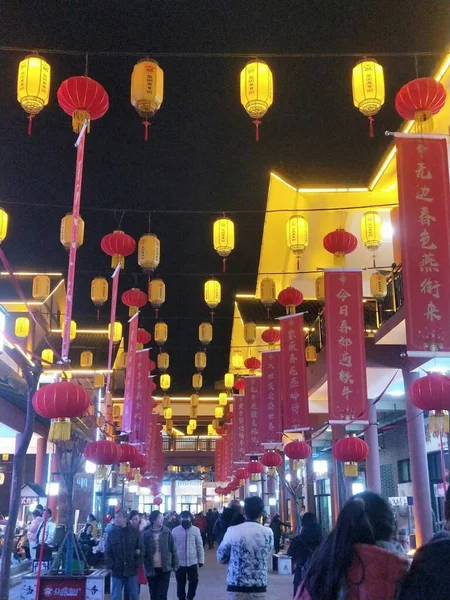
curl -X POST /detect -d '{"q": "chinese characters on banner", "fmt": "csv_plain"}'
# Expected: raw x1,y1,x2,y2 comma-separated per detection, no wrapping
245,377,263,455
260,351,282,444
395,136,450,354
222,427,231,478
232,394,247,465
129,350,150,445
146,413,163,477
225,423,233,475
324,270,368,423
279,314,309,431
215,437,224,481
121,313,139,433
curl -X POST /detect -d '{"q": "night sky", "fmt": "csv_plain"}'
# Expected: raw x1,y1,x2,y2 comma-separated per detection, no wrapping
0,2,449,394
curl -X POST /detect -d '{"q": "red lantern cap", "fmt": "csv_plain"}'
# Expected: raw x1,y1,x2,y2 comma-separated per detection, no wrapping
261,450,283,468
57,76,109,132
101,230,136,259
278,287,303,314
244,357,261,371
284,440,311,460
122,288,147,309
32,381,90,419
137,328,152,345
84,440,121,465
395,78,446,121
332,436,369,463
410,372,450,412
261,327,281,346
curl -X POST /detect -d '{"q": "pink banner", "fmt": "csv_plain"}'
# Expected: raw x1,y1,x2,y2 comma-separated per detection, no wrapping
215,437,224,481
225,423,233,476
232,394,247,465
245,377,263,456
145,413,161,476
105,265,121,397
396,136,450,355
279,314,309,431
325,270,368,423
129,350,150,444
121,313,139,433
62,128,87,361
260,351,282,444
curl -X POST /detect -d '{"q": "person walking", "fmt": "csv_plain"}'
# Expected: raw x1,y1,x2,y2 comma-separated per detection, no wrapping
129,511,148,593
206,509,217,549
213,499,245,546
269,513,289,554
193,511,208,548
105,509,143,600
172,511,204,600
218,496,274,600
143,510,179,600
288,513,324,598
295,491,409,600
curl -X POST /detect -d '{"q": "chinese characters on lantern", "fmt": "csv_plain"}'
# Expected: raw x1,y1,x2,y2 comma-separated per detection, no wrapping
279,314,309,431
121,313,139,433
232,394,247,465
396,136,450,354
260,351,282,444
245,377,263,455
325,270,368,422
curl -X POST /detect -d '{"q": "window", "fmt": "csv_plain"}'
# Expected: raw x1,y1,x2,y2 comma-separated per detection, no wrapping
398,458,411,483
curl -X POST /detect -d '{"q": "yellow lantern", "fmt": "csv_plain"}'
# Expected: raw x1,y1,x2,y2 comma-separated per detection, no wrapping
305,346,317,363
165,419,173,434
286,215,309,270
154,322,168,346
63,370,72,381
157,352,170,371
130,59,164,140
94,373,105,388
189,419,197,431
162,395,171,409
32,275,50,301
240,59,274,141
204,279,221,315
187,425,194,435
208,424,216,436
160,373,171,391
138,233,160,272
108,321,122,343
80,351,93,368
213,217,235,271
60,213,85,250
190,406,198,418
69,320,77,341
91,277,109,309
315,275,325,302
244,322,257,345
219,392,228,407
231,350,244,370
15,317,30,338
199,322,213,346
192,373,203,391
195,351,207,371
163,407,173,420
352,58,385,137
41,348,54,366
370,272,388,299
215,406,224,419
17,55,51,133
260,278,276,312
0,208,8,244
190,393,200,407
224,373,234,389
361,211,382,252
148,279,165,316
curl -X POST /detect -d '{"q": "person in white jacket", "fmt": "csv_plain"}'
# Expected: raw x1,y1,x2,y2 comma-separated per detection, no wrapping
172,511,205,600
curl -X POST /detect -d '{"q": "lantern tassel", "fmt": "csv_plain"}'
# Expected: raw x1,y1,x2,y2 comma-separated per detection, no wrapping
96,308,100,321
253,119,262,142
222,257,226,273
210,310,215,324
27,114,35,136
296,255,301,271
143,120,150,141
49,419,71,442
368,116,375,138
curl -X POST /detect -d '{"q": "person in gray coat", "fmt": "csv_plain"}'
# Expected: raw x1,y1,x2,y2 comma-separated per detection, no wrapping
172,511,205,600
143,510,179,600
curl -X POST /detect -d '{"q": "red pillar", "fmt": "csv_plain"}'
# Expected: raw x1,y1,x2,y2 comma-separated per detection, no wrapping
34,437,47,488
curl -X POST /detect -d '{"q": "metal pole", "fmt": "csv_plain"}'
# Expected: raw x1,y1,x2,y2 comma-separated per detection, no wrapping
365,399,382,493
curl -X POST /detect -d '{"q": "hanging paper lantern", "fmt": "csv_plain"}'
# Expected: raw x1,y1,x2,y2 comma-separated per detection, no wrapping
160,373,171,391
160,395,170,410
361,211,382,252
333,436,369,477
91,277,108,313
108,321,122,343
370,272,387,300
195,351,207,371
232,350,244,369
57,76,109,133
80,351,93,368
233,378,245,394
199,322,213,346
395,77,446,133
305,346,317,363
41,348,54,366
390,206,401,265
163,407,173,420
192,373,203,391
130,59,164,140
284,440,311,460
219,392,228,406
236,467,250,483
0,208,8,243
244,356,261,374
154,322,168,346
17,54,51,134
85,440,121,467
58,318,76,341
286,215,309,270
138,233,161,273
410,372,450,434
224,373,234,389
148,279,166,317
278,287,303,315
204,279,221,321
191,394,200,407
190,406,198,419
244,322,257,346
215,406,224,419
189,418,197,431
122,288,147,317
136,328,151,346
260,278,276,316
323,229,358,267
118,443,138,474
261,327,280,348
94,373,105,388
15,317,30,338
148,359,156,374
261,450,282,474
315,275,325,302
60,213,85,250
240,59,273,141
101,230,136,269
187,425,194,435
31,275,50,302
33,381,91,441
213,217,235,272
208,423,218,436
152,496,163,506
352,58,385,137
165,419,173,434
247,460,264,480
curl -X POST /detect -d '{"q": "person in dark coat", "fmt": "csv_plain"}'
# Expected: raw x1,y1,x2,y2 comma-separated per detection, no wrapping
206,509,217,549
213,500,244,546
270,513,289,554
105,510,143,600
288,513,324,598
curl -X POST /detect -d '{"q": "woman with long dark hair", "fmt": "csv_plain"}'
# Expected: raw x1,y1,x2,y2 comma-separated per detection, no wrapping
295,491,409,600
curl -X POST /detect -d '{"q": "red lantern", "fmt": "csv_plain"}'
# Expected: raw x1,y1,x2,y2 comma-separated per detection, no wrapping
137,328,152,345
118,443,138,465
323,229,358,266
234,378,245,393
244,357,261,373
149,380,157,393
32,381,91,441
278,287,303,315
284,440,311,460
332,436,369,477
130,453,147,471
122,288,147,317
125,471,134,482
396,78,446,132
153,496,163,506
85,440,121,465
229,478,240,491
215,487,224,495
149,359,156,373
57,76,109,133
101,230,136,269
247,461,263,481
261,327,280,348
216,426,226,435
236,468,249,481
410,372,450,433
261,451,283,468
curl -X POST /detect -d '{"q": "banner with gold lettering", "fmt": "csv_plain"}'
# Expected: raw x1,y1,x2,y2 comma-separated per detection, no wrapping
121,313,139,433
395,134,450,355
232,394,247,465
260,350,282,444
215,437,224,481
225,423,233,476
325,270,368,423
245,377,263,456
129,349,150,444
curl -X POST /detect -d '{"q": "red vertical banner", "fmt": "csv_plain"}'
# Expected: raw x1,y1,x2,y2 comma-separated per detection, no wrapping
215,437,224,481
129,349,150,444
260,351,282,445
244,377,263,456
225,423,233,476
395,135,450,355
232,394,246,465
121,313,139,433
325,270,368,423
145,413,161,476
105,265,121,397
279,314,309,431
